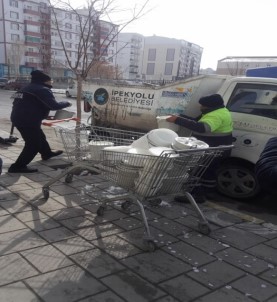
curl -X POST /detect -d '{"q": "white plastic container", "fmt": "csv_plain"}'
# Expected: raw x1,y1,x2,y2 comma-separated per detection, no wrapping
147,128,178,147
156,116,180,132
89,141,114,160
172,137,209,150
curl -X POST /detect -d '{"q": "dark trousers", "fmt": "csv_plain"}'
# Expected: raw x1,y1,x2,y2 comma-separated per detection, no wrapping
11,126,52,168
193,148,231,196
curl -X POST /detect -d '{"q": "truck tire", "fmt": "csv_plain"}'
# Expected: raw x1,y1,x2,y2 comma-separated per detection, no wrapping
216,159,260,200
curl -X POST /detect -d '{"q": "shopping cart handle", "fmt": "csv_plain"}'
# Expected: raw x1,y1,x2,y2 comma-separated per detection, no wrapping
42,117,79,127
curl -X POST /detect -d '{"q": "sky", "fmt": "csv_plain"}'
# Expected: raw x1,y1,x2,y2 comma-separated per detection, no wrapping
70,0,277,70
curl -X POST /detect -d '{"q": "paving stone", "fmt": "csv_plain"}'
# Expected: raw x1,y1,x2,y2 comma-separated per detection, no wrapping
231,274,277,301
53,236,94,255
113,216,144,230
178,231,227,254
118,227,179,250
196,286,253,302
38,227,76,243
0,198,34,213
44,207,87,220
78,290,125,302
148,201,198,219
25,265,106,302
235,222,277,239
15,209,49,222
70,249,125,278
260,266,277,286
129,209,162,221
247,244,277,265
92,235,142,259
24,217,61,232
149,217,190,236
89,208,128,223
53,193,95,207
159,274,210,301
0,189,19,201
0,215,27,233
0,281,40,302
0,206,9,217
59,216,95,230
153,296,179,302
82,201,109,214
22,173,52,182
187,260,246,289
0,229,48,256
265,238,277,249
210,226,267,250
215,247,270,274
50,184,80,195
29,198,67,212
20,245,74,273
267,294,277,302
121,249,191,283
204,210,243,227
15,187,50,200
75,223,123,241
162,240,215,266
0,253,38,286
101,270,165,302
5,183,33,192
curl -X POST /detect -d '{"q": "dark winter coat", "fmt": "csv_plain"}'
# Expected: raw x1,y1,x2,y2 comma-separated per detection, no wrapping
11,82,70,127
255,137,277,194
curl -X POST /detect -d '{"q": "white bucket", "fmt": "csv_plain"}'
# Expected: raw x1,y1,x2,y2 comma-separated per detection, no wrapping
147,128,178,148
89,141,114,160
156,116,180,132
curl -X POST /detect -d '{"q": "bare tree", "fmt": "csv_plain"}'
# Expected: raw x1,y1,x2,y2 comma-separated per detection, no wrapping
8,42,25,78
47,0,150,125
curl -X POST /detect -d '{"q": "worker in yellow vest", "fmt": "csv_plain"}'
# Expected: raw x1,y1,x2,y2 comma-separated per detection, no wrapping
166,94,233,203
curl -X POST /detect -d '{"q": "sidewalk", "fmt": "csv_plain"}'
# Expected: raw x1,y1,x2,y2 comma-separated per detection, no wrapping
0,134,277,302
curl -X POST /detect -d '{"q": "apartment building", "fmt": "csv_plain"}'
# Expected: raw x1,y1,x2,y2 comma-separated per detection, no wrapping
141,36,202,82
216,56,277,76
115,34,203,82
0,0,50,77
0,0,118,78
116,33,144,80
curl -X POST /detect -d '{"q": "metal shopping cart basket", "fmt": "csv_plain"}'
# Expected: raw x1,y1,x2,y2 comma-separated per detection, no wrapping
42,122,232,251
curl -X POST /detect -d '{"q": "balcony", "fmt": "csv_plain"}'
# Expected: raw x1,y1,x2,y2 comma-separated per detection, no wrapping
24,9,40,16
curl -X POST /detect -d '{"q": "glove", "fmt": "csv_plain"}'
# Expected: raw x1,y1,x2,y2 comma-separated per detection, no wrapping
67,101,72,107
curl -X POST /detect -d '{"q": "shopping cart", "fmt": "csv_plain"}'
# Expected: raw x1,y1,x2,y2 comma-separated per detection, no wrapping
42,122,232,251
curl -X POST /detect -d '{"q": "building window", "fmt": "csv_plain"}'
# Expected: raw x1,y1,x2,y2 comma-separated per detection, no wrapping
65,42,72,48
146,63,155,75
10,23,19,30
65,33,72,39
11,34,19,41
10,11,19,19
9,0,18,8
65,23,72,29
166,48,175,61
164,63,173,75
148,49,156,61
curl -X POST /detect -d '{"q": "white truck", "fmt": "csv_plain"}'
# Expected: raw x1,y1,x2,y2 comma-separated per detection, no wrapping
81,74,277,200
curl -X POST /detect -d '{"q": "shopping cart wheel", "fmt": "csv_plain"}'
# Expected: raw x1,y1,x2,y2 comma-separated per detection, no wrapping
198,222,211,235
97,206,105,216
143,239,156,252
121,200,131,211
65,174,73,183
42,187,49,199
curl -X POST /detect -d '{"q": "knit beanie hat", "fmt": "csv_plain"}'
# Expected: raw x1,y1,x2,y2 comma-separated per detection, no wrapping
31,70,51,83
199,94,224,108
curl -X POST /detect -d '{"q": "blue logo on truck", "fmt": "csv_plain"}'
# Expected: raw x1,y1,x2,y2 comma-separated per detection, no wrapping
94,88,109,105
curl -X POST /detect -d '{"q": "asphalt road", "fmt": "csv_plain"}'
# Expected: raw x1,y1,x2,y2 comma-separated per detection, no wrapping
0,89,276,225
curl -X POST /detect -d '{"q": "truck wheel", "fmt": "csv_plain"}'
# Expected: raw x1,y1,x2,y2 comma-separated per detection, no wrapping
66,91,71,98
216,160,260,200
